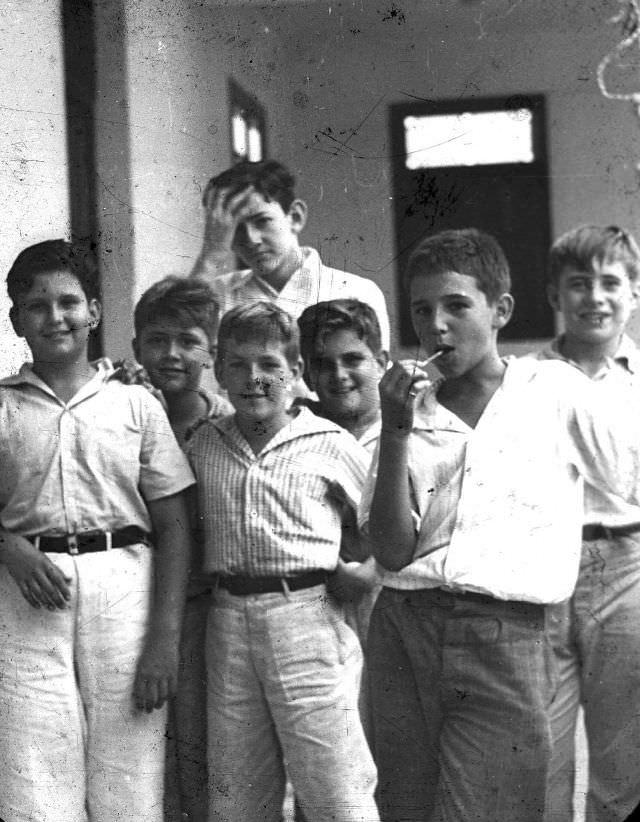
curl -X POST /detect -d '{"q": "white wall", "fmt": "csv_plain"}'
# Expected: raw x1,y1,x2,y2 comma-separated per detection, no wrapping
0,1,69,375
15,0,632,360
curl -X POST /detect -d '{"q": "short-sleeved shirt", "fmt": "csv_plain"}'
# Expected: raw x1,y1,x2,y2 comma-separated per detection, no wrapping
0,360,195,536
207,246,391,351
359,357,640,604
187,406,369,576
537,335,640,528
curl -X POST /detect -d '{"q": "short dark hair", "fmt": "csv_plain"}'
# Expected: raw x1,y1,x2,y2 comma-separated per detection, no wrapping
203,160,296,213
217,301,300,365
298,299,384,369
549,224,640,285
134,275,220,345
404,228,511,303
7,239,99,303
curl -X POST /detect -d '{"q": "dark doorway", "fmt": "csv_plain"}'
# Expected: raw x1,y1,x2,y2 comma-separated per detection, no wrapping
389,95,554,346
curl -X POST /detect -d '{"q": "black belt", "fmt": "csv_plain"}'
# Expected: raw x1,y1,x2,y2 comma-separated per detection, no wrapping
217,570,328,596
28,526,150,555
582,522,640,541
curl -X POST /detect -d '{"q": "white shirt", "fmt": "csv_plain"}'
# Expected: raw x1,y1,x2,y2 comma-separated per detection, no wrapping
0,360,195,536
537,335,640,528
359,357,640,604
187,407,369,576
208,246,391,351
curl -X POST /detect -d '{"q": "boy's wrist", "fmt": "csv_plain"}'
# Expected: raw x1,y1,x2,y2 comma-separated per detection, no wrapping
380,424,412,440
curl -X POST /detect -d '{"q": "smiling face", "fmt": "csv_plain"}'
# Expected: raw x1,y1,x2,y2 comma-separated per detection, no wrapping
409,270,512,380
308,328,386,425
11,270,101,366
134,320,212,396
548,259,638,351
231,191,306,285
216,336,302,434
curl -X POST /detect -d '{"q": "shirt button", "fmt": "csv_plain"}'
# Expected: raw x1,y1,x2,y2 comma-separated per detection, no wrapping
250,510,258,518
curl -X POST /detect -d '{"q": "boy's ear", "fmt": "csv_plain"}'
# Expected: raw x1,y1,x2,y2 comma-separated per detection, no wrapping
289,356,305,384
88,298,102,330
492,293,514,330
301,358,316,391
9,306,23,338
375,350,390,374
287,199,307,236
546,282,560,312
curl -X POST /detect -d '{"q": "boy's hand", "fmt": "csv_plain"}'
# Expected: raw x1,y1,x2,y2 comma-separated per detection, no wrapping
0,532,72,610
133,632,179,713
328,558,380,604
201,182,255,256
109,360,167,407
379,360,431,436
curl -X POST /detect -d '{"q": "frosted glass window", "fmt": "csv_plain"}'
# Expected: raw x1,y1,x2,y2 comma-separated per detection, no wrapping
247,125,263,162
232,113,247,158
404,110,534,169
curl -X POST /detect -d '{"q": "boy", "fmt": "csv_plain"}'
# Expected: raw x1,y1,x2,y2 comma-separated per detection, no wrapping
186,301,380,822
0,240,195,822
133,275,231,442
297,298,387,636
538,225,640,822
190,159,391,351
132,275,232,822
297,298,388,451
360,228,640,822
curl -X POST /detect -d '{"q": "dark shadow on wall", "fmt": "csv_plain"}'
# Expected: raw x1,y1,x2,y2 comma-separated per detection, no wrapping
62,0,134,359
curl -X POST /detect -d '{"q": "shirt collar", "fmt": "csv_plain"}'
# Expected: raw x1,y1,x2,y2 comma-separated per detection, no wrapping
541,334,639,375
412,356,522,433
212,404,342,455
0,358,115,403
248,247,318,298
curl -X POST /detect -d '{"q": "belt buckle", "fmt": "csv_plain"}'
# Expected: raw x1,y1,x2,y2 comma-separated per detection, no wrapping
67,533,79,555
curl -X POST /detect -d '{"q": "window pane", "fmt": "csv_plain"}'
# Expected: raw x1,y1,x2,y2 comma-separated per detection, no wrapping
247,125,263,162
232,112,247,157
404,109,534,169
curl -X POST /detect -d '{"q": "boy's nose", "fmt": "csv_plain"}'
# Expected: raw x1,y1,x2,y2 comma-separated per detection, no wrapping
47,303,65,323
586,283,606,304
431,307,449,334
332,362,350,382
245,224,262,246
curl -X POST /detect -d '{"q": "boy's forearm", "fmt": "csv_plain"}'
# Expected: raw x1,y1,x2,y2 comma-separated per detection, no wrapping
190,247,234,280
369,431,417,571
146,492,192,637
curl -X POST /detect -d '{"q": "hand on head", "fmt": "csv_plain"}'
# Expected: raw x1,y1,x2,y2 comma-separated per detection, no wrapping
201,182,255,254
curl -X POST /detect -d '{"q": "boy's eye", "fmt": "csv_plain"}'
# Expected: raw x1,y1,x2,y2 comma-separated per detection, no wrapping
343,354,366,367
447,301,469,312
60,296,82,308
179,336,200,349
601,278,622,291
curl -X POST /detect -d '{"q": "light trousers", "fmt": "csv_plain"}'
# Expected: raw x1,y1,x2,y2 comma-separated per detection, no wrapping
545,534,640,822
206,584,380,822
0,545,166,822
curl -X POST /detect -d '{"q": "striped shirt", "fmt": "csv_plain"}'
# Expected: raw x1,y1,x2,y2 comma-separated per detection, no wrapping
359,356,640,604
187,406,369,576
537,334,640,528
